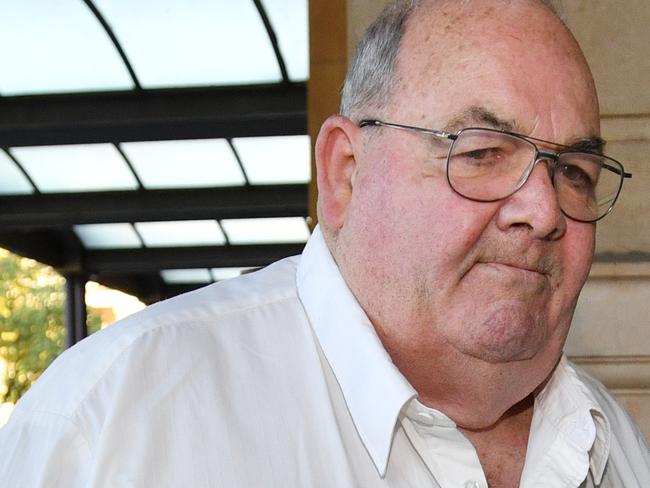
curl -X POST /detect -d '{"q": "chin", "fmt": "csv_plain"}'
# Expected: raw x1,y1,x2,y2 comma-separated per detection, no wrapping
458,302,548,364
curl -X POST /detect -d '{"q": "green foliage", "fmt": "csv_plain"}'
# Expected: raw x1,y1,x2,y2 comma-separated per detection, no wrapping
0,249,101,403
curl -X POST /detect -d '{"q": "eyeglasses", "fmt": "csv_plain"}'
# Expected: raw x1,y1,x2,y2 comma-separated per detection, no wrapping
359,119,632,222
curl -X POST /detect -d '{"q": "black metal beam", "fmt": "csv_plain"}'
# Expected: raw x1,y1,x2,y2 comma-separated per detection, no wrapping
94,273,166,305
0,84,306,146
0,185,309,229
0,229,82,269
97,274,208,304
161,283,212,301
84,244,304,274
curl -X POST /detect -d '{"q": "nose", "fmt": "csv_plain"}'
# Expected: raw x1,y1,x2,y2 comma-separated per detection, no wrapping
496,160,567,240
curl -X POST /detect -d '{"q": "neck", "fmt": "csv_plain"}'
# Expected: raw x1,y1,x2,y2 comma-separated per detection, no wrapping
373,320,557,429
461,394,535,488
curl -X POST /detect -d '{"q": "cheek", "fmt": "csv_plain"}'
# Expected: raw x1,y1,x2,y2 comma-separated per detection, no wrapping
415,187,498,271
344,140,501,279
352,167,495,280
558,224,595,295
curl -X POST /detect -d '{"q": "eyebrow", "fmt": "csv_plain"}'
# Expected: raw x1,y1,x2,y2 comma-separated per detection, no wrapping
444,105,607,154
444,106,520,133
564,137,606,154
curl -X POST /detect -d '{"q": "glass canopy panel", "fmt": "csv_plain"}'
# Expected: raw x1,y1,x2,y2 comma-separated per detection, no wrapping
10,144,139,193
220,217,310,245
0,151,34,195
260,0,309,81
0,0,134,95
74,223,142,249
211,267,254,281
120,139,245,189
161,269,212,284
94,0,281,88
232,135,311,184
135,220,226,247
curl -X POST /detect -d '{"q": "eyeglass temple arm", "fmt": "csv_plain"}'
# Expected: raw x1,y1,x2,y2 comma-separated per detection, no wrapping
602,162,632,179
358,119,456,141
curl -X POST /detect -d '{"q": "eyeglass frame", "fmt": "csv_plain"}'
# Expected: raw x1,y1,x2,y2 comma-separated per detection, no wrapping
358,119,632,223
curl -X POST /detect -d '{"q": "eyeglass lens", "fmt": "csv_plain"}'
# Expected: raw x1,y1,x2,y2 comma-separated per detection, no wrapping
446,129,624,222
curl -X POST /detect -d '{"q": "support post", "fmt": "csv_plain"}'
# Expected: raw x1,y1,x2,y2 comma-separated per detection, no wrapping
64,274,88,348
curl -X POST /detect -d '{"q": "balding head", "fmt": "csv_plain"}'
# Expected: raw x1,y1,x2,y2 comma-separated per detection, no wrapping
340,0,591,123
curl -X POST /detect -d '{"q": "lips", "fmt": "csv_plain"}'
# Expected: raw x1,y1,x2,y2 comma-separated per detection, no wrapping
474,247,556,277
483,260,546,275
474,261,550,290
482,261,545,277
460,240,559,284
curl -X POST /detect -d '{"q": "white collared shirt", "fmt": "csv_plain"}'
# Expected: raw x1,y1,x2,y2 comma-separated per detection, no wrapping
1,226,648,487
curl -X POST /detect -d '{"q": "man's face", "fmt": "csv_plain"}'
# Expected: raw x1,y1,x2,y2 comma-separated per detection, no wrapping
336,2,600,370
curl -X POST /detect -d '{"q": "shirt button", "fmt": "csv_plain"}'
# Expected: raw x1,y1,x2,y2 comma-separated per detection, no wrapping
464,481,481,488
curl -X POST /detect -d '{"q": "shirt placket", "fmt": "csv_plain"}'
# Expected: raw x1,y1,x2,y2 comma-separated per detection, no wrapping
401,402,489,488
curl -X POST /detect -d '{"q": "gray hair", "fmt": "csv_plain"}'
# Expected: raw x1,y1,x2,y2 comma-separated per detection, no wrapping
339,0,564,121
340,0,419,121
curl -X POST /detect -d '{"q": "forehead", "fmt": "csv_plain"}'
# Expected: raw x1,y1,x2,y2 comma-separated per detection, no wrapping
388,0,600,140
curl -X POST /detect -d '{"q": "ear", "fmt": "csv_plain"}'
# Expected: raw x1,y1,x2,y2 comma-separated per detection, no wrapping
315,115,362,231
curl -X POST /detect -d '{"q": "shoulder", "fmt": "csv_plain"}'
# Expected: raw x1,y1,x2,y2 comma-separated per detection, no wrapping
0,254,338,486
12,255,305,419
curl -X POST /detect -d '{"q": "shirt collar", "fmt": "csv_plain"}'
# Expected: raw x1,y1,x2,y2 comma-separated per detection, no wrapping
535,355,612,484
296,226,416,476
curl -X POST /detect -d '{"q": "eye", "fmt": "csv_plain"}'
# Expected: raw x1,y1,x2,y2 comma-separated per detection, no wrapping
449,130,526,178
559,163,595,189
455,147,505,166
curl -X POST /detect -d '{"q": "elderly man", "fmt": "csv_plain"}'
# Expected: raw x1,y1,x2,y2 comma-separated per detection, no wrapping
1,0,648,486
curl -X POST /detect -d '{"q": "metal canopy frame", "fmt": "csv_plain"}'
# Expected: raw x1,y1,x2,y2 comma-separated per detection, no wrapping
0,87,308,285
0,83,308,289
0,183,309,303
0,181,308,303
0,1,310,344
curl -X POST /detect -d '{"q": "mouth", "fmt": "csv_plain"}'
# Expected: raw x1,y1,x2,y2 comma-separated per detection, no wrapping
476,262,549,287
458,246,557,284
486,261,545,274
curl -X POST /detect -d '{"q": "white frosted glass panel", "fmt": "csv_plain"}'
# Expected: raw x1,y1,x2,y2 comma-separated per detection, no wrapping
11,144,138,193
136,220,226,247
74,223,142,249
94,0,281,88
0,0,133,95
161,269,212,284
0,151,34,195
120,139,245,189
233,135,311,184
211,267,254,281
261,0,309,80
221,217,310,244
